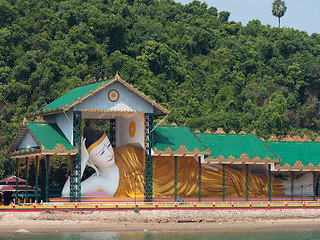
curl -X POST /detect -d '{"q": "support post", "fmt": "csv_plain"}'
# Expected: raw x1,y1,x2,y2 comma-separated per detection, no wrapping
174,156,177,202
198,156,202,202
15,159,19,204
313,171,316,201
35,156,39,203
45,155,50,202
268,164,272,201
291,171,294,201
245,164,249,201
40,157,46,201
222,164,225,201
25,157,29,203
70,111,82,202
144,113,153,202
110,119,116,147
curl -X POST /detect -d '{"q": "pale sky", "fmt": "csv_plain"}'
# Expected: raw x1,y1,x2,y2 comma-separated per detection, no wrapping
174,0,320,35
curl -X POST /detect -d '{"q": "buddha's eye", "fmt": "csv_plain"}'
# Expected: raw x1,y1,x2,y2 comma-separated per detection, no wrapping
100,150,105,155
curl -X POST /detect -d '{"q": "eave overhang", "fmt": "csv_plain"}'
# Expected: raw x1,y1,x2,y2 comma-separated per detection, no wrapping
153,145,211,157
204,154,280,165
26,74,169,118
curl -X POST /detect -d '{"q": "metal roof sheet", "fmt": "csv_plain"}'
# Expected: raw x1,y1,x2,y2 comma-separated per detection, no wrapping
153,126,209,155
26,122,75,151
265,141,320,167
196,133,277,160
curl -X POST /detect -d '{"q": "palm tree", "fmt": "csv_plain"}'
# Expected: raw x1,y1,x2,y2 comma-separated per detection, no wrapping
272,0,287,28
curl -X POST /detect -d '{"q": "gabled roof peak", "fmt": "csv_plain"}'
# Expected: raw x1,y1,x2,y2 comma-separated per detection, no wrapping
26,74,169,118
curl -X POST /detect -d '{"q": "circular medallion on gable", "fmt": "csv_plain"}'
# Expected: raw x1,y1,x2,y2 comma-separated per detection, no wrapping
129,121,136,138
108,89,119,102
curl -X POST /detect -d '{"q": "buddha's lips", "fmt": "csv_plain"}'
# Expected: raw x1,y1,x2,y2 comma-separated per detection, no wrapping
107,156,113,162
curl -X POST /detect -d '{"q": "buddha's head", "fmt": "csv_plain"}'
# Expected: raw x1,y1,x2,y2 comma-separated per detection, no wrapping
83,127,115,167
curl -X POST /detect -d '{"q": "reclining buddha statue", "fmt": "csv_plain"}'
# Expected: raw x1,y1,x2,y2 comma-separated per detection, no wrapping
62,127,314,198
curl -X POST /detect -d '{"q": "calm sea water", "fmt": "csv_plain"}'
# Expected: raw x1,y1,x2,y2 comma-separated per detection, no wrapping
1,230,320,240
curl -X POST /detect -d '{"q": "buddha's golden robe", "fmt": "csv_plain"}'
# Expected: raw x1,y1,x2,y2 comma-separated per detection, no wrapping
113,145,284,198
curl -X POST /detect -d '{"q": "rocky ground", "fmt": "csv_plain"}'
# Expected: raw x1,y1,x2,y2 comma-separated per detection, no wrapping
1,208,320,223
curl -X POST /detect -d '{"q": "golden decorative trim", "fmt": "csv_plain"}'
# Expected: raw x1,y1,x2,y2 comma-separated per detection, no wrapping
259,137,266,141
194,129,201,134
153,145,211,156
274,161,316,171
268,135,279,141
33,74,170,117
228,129,236,134
251,129,256,135
82,109,144,114
215,128,226,134
170,122,178,126
226,155,237,162
115,76,170,115
159,121,167,126
33,116,46,123
238,153,250,162
182,122,188,127
43,145,78,155
238,130,247,135
314,136,320,142
292,135,301,142
204,155,280,164
304,137,312,142
204,129,212,134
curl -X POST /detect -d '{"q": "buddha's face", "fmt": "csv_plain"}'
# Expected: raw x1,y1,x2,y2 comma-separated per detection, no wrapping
89,135,115,167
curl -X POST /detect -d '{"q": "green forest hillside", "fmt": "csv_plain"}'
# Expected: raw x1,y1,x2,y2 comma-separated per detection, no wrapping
1,0,320,178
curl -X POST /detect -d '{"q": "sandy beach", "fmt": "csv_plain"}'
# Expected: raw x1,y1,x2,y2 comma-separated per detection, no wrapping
1,209,320,234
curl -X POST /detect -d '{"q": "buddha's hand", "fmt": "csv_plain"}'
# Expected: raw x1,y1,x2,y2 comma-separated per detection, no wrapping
81,137,89,162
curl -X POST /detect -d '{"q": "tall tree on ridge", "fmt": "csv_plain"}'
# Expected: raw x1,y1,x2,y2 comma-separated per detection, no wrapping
272,0,287,28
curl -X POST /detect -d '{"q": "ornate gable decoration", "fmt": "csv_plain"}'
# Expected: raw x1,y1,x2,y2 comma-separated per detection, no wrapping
204,154,280,164
215,128,226,134
268,135,279,141
238,130,247,135
27,74,169,118
153,145,211,156
274,161,316,171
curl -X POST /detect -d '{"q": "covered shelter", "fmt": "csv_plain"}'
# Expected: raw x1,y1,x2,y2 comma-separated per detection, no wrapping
152,125,210,201
6,74,173,202
265,141,320,200
0,176,37,205
6,122,78,203
196,129,280,201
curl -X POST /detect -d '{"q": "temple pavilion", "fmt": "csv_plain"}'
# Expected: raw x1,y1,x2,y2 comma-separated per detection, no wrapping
6,74,210,203
5,74,320,203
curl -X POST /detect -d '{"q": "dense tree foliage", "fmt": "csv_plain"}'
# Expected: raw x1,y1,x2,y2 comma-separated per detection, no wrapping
1,0,320,180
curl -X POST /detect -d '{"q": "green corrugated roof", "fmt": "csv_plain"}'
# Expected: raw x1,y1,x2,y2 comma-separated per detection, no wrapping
36,80,109,114
26,122,75,150
153,126,207,152
265,141,320,167
196,134,277,160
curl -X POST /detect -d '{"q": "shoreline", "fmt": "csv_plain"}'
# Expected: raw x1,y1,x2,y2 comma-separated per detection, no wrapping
1,209,320,234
